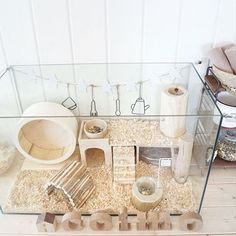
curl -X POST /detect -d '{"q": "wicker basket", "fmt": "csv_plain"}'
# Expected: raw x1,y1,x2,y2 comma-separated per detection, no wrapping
213,66,236,95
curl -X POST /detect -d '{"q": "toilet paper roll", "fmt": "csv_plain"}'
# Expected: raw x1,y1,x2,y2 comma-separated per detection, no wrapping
160,85,188,138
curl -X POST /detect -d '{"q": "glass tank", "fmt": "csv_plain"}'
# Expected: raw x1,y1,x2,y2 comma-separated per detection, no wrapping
0,63,222,215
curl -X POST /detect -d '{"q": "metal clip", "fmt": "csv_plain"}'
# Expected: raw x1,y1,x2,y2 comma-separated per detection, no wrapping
115,85,121,116
90,85,98,116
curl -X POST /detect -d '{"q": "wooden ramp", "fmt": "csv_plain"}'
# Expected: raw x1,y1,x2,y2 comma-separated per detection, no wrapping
112,146,136,184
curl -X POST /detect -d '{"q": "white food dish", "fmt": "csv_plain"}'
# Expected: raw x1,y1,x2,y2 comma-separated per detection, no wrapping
131,176,163,211
84,119,108,139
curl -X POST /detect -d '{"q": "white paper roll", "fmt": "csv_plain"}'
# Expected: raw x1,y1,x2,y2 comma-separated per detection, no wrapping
160,85,188,138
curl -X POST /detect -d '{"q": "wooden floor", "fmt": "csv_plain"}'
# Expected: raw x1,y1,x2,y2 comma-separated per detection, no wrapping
0,167,235,236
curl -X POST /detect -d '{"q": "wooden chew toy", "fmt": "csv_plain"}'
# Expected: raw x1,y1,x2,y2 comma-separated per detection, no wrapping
61,210,84,231
119,206,131,231
36,212,57,232
45,161,95,209
179,212,203,232
89,212,113,231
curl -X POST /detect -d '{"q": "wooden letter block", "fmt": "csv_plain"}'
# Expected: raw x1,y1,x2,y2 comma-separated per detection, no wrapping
36,212,57,232
136,212,147,231
89,212,113,231
119,206,131,231
147,211,159,230
62,210,84,231
179,212,203,232
158,211,172,230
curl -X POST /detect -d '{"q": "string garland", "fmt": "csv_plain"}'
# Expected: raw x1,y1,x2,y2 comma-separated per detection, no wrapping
12,66,186,115
13,67,184,90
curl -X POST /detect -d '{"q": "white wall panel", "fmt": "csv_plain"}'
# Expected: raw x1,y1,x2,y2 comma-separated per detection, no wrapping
0,0,38,65
0,32,7,69
214,0,236,45
0,0,235,117
108,0,143,62
70,0,106,63
0,0,235,65
31,0,72,64
177,0,219,62
143,0,181,62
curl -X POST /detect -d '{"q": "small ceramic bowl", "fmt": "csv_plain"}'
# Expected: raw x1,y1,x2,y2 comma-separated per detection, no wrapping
84,119,108,139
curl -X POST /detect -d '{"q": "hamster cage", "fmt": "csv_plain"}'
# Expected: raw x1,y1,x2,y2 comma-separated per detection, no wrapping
0,63,222,215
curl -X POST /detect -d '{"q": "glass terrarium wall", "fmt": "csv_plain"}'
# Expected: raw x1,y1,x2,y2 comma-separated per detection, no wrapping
0,63,221,215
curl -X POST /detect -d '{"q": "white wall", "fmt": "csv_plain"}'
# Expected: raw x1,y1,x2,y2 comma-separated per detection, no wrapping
0,0,235,69
0,0,234,143
0,0,235,116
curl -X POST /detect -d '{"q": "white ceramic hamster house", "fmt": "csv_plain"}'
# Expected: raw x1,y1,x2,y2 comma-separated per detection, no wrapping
0,63,222,216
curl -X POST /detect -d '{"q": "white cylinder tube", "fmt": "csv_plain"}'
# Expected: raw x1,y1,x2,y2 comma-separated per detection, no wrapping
173,134,193,184
160,85,189,138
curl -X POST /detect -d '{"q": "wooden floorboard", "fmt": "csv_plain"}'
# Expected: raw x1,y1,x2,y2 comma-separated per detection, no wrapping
203,183,236,207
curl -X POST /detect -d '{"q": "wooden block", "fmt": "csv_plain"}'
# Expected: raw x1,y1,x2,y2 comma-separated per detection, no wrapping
62,210,83,231
119,206,131,231
137,211,170,231
147,211,159,230
36,212,57,232
158,211,172,230
136,212,147,231
179,212,203,232
89,212,113,231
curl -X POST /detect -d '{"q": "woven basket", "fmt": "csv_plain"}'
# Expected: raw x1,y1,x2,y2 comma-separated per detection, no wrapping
213,66,236,95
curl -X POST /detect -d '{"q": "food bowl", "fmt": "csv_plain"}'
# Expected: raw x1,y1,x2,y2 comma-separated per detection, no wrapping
131,176,163,211
84,119,108,139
